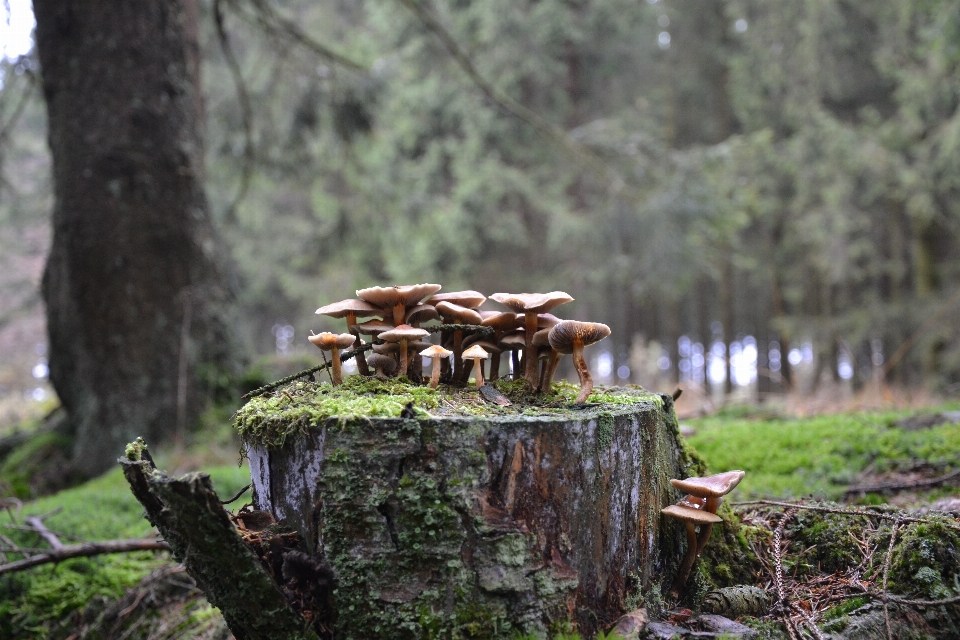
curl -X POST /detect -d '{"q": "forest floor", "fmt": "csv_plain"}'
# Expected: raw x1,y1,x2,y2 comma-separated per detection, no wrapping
0,396,957,639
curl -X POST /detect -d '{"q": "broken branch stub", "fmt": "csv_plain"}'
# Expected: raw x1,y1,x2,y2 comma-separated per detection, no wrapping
120,442,319,640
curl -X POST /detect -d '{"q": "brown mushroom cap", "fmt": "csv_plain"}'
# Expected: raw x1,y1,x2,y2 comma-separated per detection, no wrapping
461,337,503,353
661,504,723,525
434,301,483,325
499,332,526,349
425,290,487,309
670,471,746,499
378,324,431,344
420,345,453,359
536,313,563,330
315,299,381,319
480,311,521,331
405,304,441,325
366,353,397,374
462,344,490,361
531,328,552,347
308,332,356,350
547,321,611,354
356,284,442,310
354,319,395,335
490,291,574,314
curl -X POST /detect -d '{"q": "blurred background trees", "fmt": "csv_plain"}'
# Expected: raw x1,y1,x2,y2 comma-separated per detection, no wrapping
1,0,959,467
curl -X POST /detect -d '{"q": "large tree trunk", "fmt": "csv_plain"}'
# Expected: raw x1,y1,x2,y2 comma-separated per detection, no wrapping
34,0,234,477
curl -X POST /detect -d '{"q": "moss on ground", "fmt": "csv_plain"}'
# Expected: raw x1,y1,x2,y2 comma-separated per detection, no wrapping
234,376,664,450
0,464,249,639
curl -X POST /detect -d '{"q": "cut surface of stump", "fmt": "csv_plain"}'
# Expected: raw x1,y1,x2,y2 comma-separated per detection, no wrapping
237,379,693,638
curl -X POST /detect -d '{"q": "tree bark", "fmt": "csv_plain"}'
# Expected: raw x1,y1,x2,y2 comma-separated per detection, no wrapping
33,0,235,477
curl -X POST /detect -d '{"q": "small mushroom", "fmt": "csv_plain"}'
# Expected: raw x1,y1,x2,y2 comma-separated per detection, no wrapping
420,344,453,389
670,470,746,519
460,337,502,385
547,320,611,403
461,344,490,389
366,352,397,377
490,292,573,387
661,504,723,597
307,332,356,385
316,299,381,376
434,301,483,384
377,324,430,378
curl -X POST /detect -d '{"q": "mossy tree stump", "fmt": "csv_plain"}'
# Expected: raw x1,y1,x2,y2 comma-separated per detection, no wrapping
240,382,694,638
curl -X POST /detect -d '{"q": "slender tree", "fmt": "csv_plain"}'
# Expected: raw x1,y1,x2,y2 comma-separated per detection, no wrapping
33,0,235,477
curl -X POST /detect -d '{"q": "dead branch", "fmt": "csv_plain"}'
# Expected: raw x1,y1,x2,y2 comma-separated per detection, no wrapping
843,468,960,496
0,539,170,576
25,515,64,550
732,499,960,531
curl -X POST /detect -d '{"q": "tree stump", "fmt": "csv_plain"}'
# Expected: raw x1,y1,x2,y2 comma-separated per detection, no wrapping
243,386,693,638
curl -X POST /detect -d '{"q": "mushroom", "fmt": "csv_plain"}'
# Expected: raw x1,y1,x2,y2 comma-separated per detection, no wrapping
356,284,442,326
366,352,397,377
377,324,430,378
420,344,453,389
532,328,560,393
490,292,573,387
434,301,483,384
460,337,503,385
670,470,746,549
661,504,723,596
480,311,519,381
547,320,611,403
315,299,382,377
461,344,490,390
404,304,441,327
498,331,526,378
307,332,356,385
425,290,487,309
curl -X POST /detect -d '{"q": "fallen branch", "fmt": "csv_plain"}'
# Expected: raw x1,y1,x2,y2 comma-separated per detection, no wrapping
25,515,64,550
0,539,170,576
732,499,960,531
843,468,960,496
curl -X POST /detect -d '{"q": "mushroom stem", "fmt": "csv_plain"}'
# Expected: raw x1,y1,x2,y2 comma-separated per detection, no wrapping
330,347,343,385
512,349,522,378
489,351,502,381
391,303,405,326
572,341,594,403
352,333,371,376
671,521,700,597
398,339,412,377
473,358,485,389
429,357,442,389
523,312,539,387
705,496,721,513
539,349,560,393
452,330,464,384
696,523,715,556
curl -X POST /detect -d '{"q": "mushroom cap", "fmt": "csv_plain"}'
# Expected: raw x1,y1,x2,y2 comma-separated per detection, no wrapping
308,332,356,350
661,504,723,524
531,328,552,347
670,471,746,499
462,336,503,353
480,311,521,331
354,319,394,335
366,353,397,373
405,304,441,324
373,342,399,355
425,290,487,309
547,321,611,354
356,284,442,310
315,299,382,319
537,313,563,329
420,344,453,359
461,344,490,360
490,291,574,314
379,324,431,343
499,331,526,349
434,301,483,325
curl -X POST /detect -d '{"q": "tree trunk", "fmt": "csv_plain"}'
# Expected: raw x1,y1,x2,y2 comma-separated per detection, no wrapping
34,0,234,477
245,396,691,638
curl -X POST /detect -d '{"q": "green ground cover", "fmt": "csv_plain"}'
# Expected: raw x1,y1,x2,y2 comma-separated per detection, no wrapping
685,403,960,500
0,463,249,639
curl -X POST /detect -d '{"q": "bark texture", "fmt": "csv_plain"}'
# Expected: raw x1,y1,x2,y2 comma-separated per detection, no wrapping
247,395,690,638
33,0,234,476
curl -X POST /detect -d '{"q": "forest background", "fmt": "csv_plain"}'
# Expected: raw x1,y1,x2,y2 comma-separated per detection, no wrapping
1,0,959,452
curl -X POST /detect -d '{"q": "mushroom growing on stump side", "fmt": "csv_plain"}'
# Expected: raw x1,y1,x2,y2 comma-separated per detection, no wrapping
661,504,723,597
490,292,573,388
366,353,397,377
670,470,746,553
356,284,442,326
433,301,483,385
315,299,382,377
307,332,356,385
377,324,430,378
547,320,611,403
461,344,490,390
420,345,452,389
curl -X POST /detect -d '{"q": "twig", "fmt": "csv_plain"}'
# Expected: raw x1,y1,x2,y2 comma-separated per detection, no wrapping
843,468,960,496
732,500,960,531
221,484,251,506
0,539,170,575
771,508,802,640
880,517,902,640
25,516,64,550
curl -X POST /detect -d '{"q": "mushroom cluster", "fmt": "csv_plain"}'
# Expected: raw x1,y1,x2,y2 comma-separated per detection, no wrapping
310,283,611,399
661,470,746,597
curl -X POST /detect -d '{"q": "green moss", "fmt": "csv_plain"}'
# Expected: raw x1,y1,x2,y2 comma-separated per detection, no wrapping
235,376,661,450
888,515,960,599
595,413,615,451
0,430,74,499
822,595,869,621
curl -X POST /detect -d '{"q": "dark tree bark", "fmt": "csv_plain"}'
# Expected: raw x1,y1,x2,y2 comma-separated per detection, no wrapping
34,0,235,477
